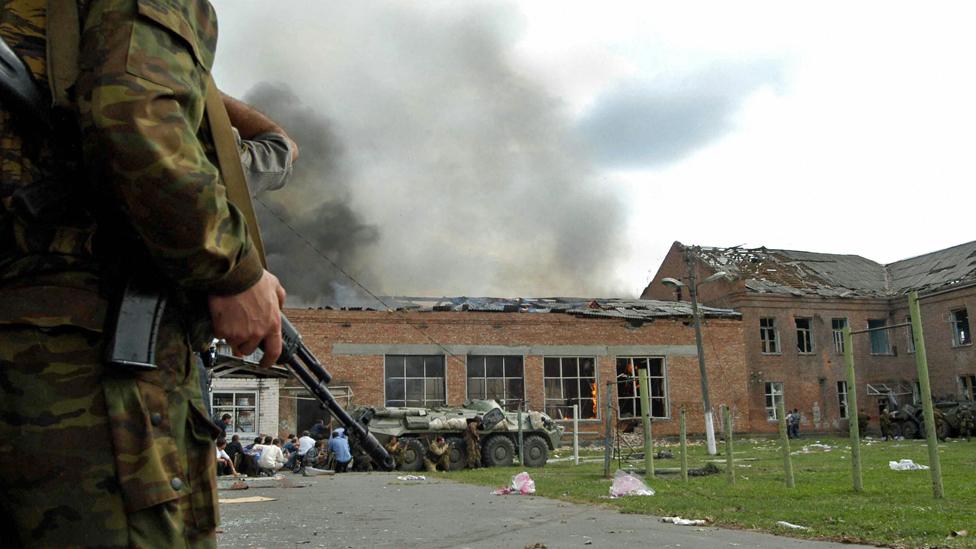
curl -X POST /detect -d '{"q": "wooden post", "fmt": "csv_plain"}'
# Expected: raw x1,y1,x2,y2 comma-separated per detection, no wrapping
908,291,944,499
842,325,863,492
679,407,688,482
572,404,579,466
603,381,614,479
517,410,524,467
723,405,734,485
777,397,795,488
638,367,654,477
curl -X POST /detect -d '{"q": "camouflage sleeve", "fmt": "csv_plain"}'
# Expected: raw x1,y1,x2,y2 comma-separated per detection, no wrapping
76,0,263,295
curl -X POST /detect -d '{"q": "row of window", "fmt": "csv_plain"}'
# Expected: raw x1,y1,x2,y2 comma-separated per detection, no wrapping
759,308,972,355
765,374,976,422
385,354,669,420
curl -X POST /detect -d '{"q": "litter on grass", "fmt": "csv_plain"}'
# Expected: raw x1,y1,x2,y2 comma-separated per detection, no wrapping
889,459,930,471
662,516,706,526
493,471,536,495
776,521,809,530
396,475,427,481
609,470,654,498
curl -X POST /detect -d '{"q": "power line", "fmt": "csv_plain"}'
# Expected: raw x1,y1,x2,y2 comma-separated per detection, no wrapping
255,197,467,367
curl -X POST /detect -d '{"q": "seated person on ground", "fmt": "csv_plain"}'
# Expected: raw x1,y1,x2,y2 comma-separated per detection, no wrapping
328,428,353,473
216,438,238,476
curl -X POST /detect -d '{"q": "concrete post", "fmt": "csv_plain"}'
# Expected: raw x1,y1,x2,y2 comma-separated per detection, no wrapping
638,367,654,477
842,325,863,492
908,291,944,499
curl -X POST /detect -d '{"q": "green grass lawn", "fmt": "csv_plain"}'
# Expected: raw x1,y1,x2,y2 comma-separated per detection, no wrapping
435,436,976,548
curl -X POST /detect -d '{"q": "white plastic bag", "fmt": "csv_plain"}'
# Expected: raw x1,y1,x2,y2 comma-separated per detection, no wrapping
609,470,654,498
889,459,929,471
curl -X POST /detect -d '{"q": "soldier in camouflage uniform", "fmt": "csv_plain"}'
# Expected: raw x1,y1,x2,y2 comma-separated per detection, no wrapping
958,408,974,440
464,419,481,469
425,436,451,472
0,1,286,547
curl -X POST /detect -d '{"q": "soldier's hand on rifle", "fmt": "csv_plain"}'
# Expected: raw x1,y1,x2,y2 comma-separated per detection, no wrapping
208,269,287,368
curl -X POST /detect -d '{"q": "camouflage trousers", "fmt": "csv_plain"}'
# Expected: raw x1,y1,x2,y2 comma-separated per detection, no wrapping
0,320,219,548
424,452,450,472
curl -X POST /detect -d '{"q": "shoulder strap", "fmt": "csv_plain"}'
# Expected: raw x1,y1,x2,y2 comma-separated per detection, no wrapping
46,0,80,108
204,75,268,267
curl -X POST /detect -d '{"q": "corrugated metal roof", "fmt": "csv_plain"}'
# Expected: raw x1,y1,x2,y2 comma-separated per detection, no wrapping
691,240,976,298
317,296,739,320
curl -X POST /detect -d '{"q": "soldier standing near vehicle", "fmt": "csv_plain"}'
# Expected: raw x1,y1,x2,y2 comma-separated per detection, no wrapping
0,1,287,546
959,408,974,440
879,403,894,441
425,436,451,472
464,419,481,469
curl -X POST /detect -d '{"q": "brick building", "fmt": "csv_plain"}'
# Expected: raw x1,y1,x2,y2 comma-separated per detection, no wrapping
641,241,976,435
274,298,746,440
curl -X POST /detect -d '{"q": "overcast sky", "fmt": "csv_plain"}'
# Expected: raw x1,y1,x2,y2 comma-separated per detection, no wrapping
213,1,976,302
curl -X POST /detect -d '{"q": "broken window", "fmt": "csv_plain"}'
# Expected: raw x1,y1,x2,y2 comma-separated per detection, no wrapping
764,381,784,420
905,316,915,354
868,319,892,355
831,318,847,354
544,356,597,420
951,308,971,346
384,355,445,408
836,381,849,419
616,357,668,419
795,317,813,354
760,317,779,354
467,355,524,411
212,391,258,434
959,375,976,401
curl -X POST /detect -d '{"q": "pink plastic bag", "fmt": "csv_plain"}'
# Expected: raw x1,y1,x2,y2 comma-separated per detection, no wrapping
609,470,654,498
492,471,536,495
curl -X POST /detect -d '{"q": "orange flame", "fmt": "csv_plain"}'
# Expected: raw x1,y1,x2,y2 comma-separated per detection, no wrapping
590,381,598,411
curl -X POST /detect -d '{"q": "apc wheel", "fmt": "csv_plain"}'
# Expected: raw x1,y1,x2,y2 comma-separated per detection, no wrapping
901,421,919,439
522,435,549,467
400,438,426,472
482,435,515,467
447,437,466,470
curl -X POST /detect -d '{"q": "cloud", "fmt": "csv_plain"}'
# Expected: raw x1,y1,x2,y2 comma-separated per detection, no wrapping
577,60,785,169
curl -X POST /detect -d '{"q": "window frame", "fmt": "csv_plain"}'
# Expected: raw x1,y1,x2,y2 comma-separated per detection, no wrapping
867,319,893,355
959,375,976,401
951,308,972,347
465,355,525,411
760,317,780,354
795,317,814,354
836,380,849,419
831,318,847,355
383,355,447,408
615,356,670,420
764,381,784,421
211,390,259,435
543,356,599,421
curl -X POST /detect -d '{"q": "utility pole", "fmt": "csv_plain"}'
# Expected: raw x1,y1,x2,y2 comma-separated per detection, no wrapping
686,247,718,456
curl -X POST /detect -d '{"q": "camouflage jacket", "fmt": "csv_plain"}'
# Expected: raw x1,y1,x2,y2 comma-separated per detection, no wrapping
0,0,262,339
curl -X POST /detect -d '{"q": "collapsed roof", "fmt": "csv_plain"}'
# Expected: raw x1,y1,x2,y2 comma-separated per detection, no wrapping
314,296,739,320
690,240,976,298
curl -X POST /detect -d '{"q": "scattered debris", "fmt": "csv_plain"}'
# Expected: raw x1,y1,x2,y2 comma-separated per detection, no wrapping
228,481,248,491
889,459,930,471
302,467,334,476
662,516,707,526
218,496,276,504
794,443,835,454
396,475,427,481
656,449,674,459
949,530,969,538
776,521,809,530
688,463,721,477
524,543,547,549
609,470,654,498
493,471,536,495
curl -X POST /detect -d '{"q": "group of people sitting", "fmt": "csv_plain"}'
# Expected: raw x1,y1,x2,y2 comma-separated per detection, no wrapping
214,423,366,477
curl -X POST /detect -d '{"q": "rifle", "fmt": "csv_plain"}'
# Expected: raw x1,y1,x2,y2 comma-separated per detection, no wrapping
0,36,394,471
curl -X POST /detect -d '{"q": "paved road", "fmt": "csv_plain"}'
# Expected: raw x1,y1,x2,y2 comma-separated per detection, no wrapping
217,472,869,549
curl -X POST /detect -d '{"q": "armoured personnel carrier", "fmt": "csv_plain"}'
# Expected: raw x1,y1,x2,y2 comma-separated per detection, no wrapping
361,400,564,470
884,394,975,439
